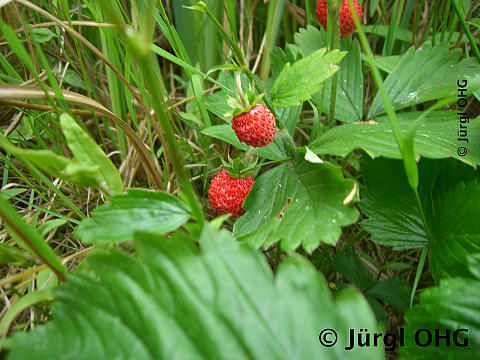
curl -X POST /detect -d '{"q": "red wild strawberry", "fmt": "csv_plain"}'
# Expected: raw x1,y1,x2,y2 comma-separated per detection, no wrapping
208,170,254,218
231,104,276,148
316,0,364,38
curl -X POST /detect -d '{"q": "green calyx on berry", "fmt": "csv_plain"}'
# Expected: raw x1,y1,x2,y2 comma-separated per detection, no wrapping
224,72,265,118
221,149,258,179
225,85,264,118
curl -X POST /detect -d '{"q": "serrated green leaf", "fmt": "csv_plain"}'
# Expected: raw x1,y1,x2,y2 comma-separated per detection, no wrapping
74,189,192,243
333,249,377,291
365,276,411,313
367,42,480,119
271,48,346,108
201,125,288,160
293,25,326,57
293,27,364,123
402,257,480,358
429,180,480,280
234,152,359,252
5,225,382,360
311,112,480,166
60,113,123,195
310,39,364,123
360,157,480,280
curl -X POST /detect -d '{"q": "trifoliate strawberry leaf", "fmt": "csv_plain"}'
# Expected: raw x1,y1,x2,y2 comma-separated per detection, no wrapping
401,255,480,359
367,42,480,119
74,189,191,243
234,151,359,253
360,157,480,281
294,26,364,123
311,112,480,166
5,225,383,360
271,48,346,108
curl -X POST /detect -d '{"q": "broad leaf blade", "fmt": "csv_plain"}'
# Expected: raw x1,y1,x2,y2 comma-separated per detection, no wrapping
60,113,123,195
75,189,191,243
361,157,480,280
429,180,480,280
271,48,346,108
234,152,359,252
310,39,364,123
360,157,428,249
294,27,364,123
367,42,480,119
6,226,382,360
311,112,480,166
402,257,480,358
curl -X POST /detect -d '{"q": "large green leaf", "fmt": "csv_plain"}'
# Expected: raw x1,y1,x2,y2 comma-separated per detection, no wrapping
60,113,123,195
234,151,359,252
401,254,480,359
294,27,364,123
429,179,480,280
360,158,428,249
311,112,480,166
75,189,191,243
367,42,480,119
6,226,383,360
271,48,346,108
360,157,480,280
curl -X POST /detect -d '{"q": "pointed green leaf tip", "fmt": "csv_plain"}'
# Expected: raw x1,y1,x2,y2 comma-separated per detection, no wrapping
74,189,192,244
182,1,207,13
271,48,346,108
59,113,123,196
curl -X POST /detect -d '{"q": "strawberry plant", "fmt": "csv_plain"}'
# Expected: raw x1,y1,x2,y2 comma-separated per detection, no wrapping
0,0,479,359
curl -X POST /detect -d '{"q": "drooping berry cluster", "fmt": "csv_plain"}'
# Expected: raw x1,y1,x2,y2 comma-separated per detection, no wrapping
208,170,254,218
316,0,364,38
231,104,276,148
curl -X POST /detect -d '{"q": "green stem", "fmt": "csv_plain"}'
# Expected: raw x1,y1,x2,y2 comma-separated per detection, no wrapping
326,0,340,129
137,54,205,226
451,0,480,63
240,157,293,173
199,2,246,67
410,247,428,307
195,2,281,123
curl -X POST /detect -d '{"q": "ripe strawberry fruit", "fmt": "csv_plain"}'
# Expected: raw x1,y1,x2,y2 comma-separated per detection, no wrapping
231,104,276,148
316,0,364,38
208,170,254,218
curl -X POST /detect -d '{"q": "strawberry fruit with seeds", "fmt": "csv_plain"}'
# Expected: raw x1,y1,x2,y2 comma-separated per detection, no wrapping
316,0,364,38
